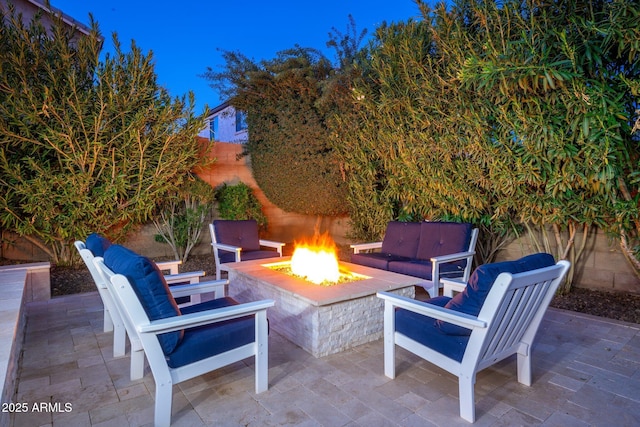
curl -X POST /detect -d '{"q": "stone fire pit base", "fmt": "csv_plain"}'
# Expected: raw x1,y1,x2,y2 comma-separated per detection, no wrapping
225,257,421,357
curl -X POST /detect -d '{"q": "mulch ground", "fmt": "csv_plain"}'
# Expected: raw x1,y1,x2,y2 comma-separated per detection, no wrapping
40,253,640,325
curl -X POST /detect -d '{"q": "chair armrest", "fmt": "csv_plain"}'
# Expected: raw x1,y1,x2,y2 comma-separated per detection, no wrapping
350,242,383,254
430,250,475,264
212,242,242,253
259,239,285,256
377,291,486,330
212,242,242,262
164,271,205,285
155,260,182,274
169,279,227,298
430,250,476,294
138,299,276,334
441,278,467,297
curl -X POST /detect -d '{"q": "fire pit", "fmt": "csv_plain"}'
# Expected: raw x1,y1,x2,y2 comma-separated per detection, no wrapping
265,260,368,285
225,235,422,357
287,230,349,285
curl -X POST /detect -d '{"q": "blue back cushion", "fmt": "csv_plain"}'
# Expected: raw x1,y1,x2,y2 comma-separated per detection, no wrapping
380,221,422,258
104,244,183,354
416,222,472,260
85,233,111,257
437,253,555,335
213,219,261,251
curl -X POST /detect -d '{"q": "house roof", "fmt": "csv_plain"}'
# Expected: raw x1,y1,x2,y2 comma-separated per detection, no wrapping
1,0,95,38
206,100,231,118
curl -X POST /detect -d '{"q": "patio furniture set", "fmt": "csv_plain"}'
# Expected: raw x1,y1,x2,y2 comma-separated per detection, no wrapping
76,221,569,426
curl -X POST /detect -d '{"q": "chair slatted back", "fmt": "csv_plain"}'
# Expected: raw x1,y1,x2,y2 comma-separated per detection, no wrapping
470,262,568,371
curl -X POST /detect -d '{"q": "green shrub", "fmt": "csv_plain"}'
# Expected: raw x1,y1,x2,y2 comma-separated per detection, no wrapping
0,2,210,264
153,177,216,262
215,182,267,228
204,47,349,216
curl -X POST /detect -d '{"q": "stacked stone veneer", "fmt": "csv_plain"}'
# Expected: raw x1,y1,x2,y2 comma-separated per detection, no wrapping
227,259,417,358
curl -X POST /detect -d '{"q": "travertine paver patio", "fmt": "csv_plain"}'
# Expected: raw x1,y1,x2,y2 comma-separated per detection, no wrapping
9,290,640,426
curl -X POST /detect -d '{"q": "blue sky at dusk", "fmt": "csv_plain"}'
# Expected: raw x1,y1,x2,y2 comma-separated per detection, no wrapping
51,1,426,114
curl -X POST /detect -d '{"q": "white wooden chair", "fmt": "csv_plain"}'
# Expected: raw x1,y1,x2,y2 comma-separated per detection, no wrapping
94,250,274,427
76,234,207,334
75,239,226,380
377,257,570,422
209,220,285,279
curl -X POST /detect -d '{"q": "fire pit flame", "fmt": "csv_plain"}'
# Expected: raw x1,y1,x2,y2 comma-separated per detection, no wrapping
291,231,340,285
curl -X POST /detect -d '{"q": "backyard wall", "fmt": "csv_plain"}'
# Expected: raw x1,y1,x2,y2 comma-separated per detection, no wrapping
2,141,639,294
0,142,350,262
496,227,640,294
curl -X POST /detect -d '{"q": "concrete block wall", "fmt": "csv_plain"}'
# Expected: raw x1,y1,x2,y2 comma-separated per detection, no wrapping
496,227,640,294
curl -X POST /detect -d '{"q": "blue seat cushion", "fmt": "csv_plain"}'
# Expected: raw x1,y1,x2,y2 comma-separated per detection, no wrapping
395,297,469,362
104,244,183,354
166,315,255,368
437,253,556,335
380,221,422,259
218,249,281,264
388,260,433,280
85,233,111,257
416,222,472,261
214,219,261,251
387,259,467,280
180,296,239,314
351,252,410,270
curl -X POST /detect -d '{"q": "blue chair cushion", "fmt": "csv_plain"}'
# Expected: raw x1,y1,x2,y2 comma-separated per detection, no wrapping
104,244,183,354
388,259,433,280
387,259,466,280
214,219,261,251
180,296,239,315
166,315,255,368
218,249,281,264
416,222,472,261
437,253,556,335
85,233,111,257
351,252,411,271
380,221,422,259
395,298,469,362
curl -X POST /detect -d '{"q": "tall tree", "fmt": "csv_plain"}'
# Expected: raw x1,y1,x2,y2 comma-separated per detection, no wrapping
333,0,639,290
205,45,349,217
0,2,211,264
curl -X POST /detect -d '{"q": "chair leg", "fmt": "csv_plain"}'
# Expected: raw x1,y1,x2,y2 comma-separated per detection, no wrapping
154,379,174,427
426,282,438,299
517,351,532,386
383,302,396,379
255,311,269,393
112,321,126,358
130,347,145,381
459,374,476,423
103,309,114,333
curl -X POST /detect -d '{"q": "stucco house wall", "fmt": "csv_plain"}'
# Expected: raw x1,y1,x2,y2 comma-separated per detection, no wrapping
198,103,248,144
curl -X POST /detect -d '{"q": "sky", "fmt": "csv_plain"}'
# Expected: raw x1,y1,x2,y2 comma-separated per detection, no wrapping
50,0,426,115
